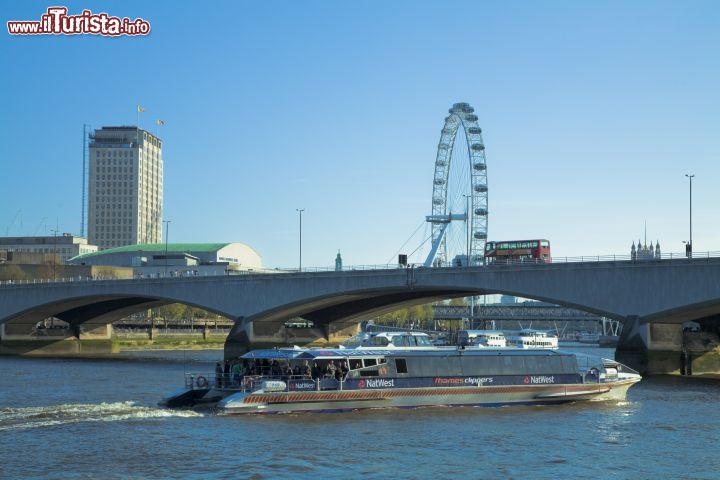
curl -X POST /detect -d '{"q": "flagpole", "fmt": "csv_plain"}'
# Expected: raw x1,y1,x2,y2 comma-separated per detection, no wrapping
136,105,140,145
156,119,165,138
136,104,144,145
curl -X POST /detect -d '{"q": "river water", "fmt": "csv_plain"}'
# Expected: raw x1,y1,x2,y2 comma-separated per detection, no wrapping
1,347,719,479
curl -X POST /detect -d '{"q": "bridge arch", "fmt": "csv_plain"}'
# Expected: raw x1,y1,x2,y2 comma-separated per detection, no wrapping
2,261,720,327
2,258,720,367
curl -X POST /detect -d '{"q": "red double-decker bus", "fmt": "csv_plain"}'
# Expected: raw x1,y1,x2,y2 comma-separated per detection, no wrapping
484,239,551,264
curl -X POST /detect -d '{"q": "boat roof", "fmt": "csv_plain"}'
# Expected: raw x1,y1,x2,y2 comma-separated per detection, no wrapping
369,331,430,337
241,347,571,360
467,330,505,335
507,329,557,336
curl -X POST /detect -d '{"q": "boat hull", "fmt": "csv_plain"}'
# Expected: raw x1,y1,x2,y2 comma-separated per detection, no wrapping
159,387,223,408
217,378,639,415
166,346,642,414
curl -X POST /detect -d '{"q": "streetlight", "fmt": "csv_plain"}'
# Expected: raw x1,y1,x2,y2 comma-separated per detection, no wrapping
462,194,474,327
163,220,171,276
51,229,58,280
462,194,471,266
685,174,694,258
296,209,304,272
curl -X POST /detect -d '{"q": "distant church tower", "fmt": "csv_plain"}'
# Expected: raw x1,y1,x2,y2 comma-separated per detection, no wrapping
631,239,661,260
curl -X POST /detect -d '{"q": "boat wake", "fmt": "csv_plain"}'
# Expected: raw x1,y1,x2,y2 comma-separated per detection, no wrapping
0,401,201,432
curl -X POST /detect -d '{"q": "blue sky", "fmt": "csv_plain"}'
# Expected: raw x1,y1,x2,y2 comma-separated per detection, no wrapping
2,1,719,269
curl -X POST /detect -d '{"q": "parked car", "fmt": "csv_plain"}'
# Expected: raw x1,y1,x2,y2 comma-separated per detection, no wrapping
284,319,314,328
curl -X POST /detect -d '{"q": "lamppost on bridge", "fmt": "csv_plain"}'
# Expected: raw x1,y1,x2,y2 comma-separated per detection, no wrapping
685,174,694,258
462,194,476,327
163,220,171,276
296,209,304,272
51,229,58,281
462,194,471,266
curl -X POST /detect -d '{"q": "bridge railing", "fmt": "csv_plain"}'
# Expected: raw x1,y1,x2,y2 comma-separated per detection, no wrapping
261,250,720,272
543,251,720,264
3,251,720,285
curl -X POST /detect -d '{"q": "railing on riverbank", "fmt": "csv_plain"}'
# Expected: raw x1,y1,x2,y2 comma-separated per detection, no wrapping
114,328,231,341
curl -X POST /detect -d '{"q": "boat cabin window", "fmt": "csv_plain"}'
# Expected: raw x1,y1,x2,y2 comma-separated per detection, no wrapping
395,358,408,374
390,334,432,347
407,353,576,377
346,357,386,370
346,357,387,377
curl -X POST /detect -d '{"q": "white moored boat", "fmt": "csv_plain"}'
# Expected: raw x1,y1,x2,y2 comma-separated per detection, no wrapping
160,342,641,414
352,331,438,349
506,329,559,349
458,330,507,348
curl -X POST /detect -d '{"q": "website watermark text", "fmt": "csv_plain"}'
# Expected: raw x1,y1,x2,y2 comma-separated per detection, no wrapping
7,7,150,36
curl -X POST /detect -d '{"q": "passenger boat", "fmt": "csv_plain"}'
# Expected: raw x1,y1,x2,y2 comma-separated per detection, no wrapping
576,332,601,344
160,343,641,414
506,329,559,349
458,329,507,348
351,331,438,349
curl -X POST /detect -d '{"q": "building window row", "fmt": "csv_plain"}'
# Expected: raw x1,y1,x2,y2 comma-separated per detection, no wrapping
94,208,133,216
95,220,133,228
9,247,77,254
95,179,133,188
95,150,133,158
95,188,131,197
97,168,134,176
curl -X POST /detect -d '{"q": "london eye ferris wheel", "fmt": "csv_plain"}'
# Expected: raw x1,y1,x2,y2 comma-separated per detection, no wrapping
424,102,488,267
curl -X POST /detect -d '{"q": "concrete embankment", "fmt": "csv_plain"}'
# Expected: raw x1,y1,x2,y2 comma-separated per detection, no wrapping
0,331,229,356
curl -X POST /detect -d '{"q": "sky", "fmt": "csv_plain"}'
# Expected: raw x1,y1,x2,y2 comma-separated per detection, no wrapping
2,1,719,270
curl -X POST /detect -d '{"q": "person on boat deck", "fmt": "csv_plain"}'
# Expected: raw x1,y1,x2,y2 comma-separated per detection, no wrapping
302,360,312,378
215,362,223,387
311,361,322,380
338,361,349,380
326,360,337,378
231,361,242,386
223,360,231,387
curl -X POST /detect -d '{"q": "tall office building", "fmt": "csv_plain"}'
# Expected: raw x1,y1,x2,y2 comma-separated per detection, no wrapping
88,126,163,249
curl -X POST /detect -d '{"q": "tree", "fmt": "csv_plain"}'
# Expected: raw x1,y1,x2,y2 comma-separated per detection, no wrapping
94,266,119,279
156,303,185,322
375,303,435,328
409,304,434,329
376,308,409,327
0,264,28,281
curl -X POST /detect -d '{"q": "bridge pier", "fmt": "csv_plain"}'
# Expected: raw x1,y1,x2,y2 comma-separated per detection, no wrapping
0,323,115,356
224,318,252,359
616,315,720,375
